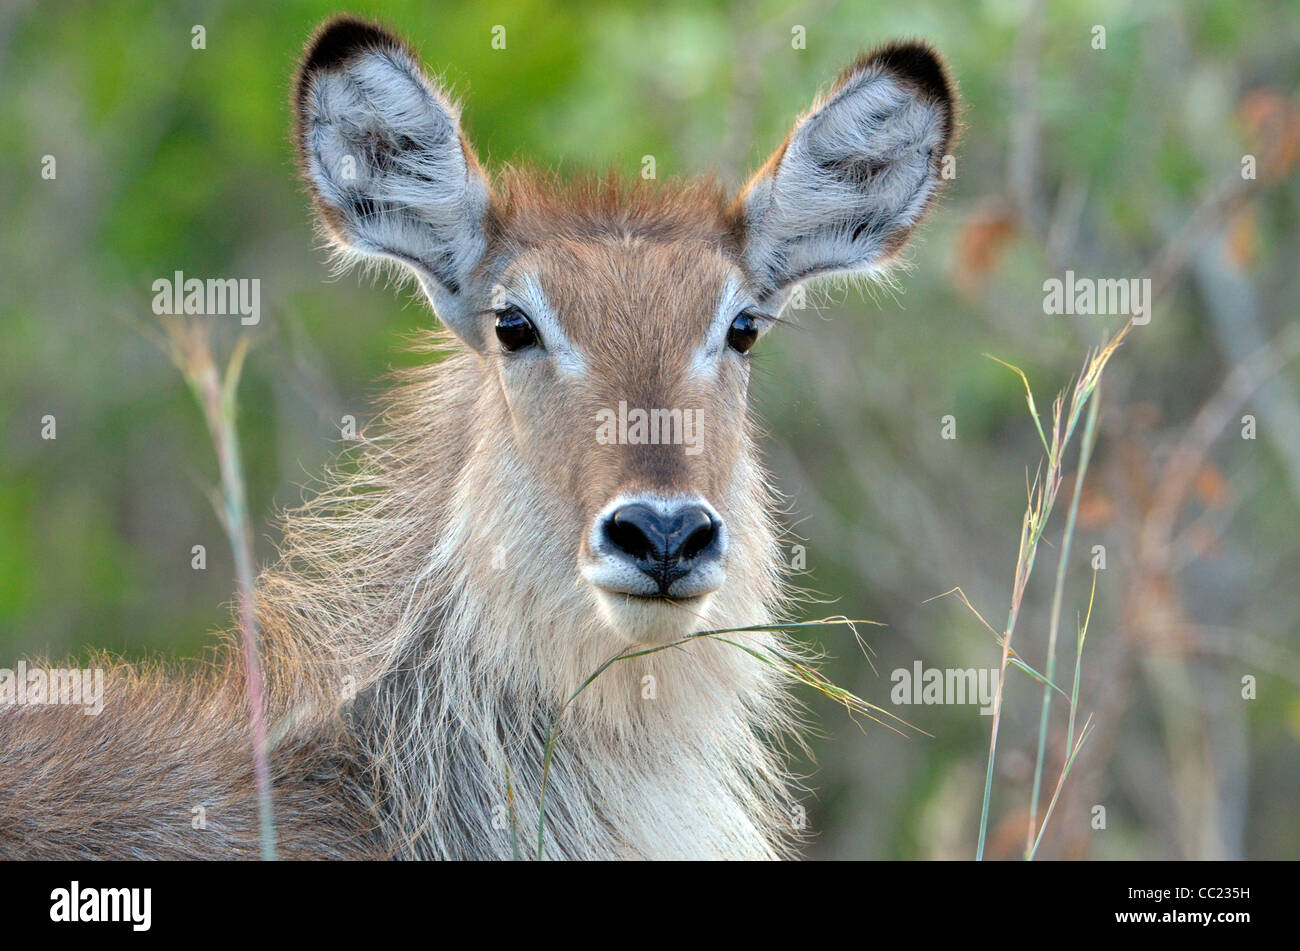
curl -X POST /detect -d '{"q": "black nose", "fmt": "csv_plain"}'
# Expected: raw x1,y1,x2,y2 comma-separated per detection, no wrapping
602,502,721,596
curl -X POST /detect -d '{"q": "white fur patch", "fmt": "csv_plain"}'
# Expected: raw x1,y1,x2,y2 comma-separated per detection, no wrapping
512,273,587,376
688,276,753,379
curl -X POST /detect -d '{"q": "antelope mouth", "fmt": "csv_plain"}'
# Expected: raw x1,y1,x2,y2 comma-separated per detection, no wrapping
586,581,720,644
594,588,712,606
583,570,726,602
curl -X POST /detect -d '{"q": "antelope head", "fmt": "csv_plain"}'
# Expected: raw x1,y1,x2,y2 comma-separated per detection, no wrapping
293,17,954,648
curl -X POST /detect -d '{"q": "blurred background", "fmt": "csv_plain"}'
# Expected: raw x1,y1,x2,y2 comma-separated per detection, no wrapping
2,0,1297,859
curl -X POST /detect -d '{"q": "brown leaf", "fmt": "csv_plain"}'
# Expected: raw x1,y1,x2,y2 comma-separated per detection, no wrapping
1076,486,1116,529
951,202,1017,296
1237,89,1300,182
1225,207,1259,269
1194,461,1230,508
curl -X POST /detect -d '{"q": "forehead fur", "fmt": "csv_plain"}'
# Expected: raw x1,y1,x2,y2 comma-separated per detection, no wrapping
509,235,739,372
486,170,748,365
488,169,743,252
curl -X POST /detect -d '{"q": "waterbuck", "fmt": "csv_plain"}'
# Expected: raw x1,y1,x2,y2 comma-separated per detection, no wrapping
0,16,954,860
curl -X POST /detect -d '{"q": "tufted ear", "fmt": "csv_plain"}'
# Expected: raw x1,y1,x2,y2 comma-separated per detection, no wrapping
293,17,492,347
733,43,956,307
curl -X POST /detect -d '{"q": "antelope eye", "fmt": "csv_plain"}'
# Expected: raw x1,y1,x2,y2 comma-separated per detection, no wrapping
726,311,759,354
495,306,539,352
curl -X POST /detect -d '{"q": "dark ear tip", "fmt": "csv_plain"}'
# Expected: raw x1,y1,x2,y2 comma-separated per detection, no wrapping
301,15,402,77
866,41,955,112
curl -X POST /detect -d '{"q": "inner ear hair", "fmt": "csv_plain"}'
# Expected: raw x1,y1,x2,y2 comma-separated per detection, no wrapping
291,16,493,345
732,41,958,301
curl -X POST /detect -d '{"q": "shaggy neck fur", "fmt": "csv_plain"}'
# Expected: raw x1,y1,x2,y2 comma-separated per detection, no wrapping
256,336,802,860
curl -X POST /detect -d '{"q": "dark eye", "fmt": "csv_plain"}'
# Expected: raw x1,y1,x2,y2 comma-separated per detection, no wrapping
726,311,759,354
495,306,539,352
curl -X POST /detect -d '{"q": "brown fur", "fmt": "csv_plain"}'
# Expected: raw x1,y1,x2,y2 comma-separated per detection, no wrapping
0,651,379,859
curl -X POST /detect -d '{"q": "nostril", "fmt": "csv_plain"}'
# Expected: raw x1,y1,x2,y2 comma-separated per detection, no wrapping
665,506,716,563
605,505,661,560
604,503,720,563
607,522,649,559
679,522,715,560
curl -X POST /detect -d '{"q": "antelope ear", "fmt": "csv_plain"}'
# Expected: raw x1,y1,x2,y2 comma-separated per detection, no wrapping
293,17,492,347
734,43,956,305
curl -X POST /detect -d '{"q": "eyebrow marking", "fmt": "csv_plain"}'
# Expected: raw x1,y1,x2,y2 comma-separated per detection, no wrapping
688,276,749,379
513,272,587,376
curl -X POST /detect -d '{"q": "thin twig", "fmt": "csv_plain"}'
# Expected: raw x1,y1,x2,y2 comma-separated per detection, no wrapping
163,324,278,861
1026,385,1101,855
974,322,1130,860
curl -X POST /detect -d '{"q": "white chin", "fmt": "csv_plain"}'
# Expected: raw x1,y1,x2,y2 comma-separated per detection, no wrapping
592,588,715,645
